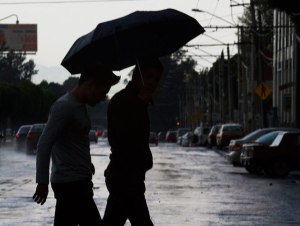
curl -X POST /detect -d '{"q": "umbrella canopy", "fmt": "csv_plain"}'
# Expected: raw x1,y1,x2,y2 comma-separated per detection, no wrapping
61,8,205,74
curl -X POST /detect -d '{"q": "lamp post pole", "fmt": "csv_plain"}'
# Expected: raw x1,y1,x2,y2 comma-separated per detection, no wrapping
0,14,19,24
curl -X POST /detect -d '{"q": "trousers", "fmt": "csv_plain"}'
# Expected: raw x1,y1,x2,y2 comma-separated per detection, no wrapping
51,180,102,226
103,174,154,226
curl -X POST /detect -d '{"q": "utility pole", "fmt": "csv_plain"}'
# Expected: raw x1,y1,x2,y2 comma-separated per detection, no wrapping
227,44,233,121
213,65,216,124
250,0,258,130
219,51,225,122
237,26,242,124
257,9,267,127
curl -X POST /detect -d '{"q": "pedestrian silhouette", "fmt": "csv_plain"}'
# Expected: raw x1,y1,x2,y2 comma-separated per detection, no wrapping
33,63,120,226
103,57,163,226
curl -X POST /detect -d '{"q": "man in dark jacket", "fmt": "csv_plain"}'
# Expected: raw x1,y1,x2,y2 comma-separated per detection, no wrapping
103,57,163,226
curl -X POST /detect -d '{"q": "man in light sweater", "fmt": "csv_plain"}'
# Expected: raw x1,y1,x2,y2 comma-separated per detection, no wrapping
33,63,120,226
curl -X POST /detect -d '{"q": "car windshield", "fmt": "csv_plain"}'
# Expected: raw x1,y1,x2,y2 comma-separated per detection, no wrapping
255,131,280,145
30,124,45,133
242,129,271,141
19,126,31,133
212,126,221,133
223,125,243,132
178,129,190,136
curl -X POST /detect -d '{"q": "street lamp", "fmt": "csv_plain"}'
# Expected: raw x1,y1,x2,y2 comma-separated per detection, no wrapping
0,14,19,24
192,8,235,26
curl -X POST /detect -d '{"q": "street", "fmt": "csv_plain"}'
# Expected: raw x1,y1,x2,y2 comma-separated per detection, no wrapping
1,139,300,226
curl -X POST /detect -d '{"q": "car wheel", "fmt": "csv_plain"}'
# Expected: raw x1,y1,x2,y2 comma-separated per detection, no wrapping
233,162,242,167
266,160,290,178
245,165,263,175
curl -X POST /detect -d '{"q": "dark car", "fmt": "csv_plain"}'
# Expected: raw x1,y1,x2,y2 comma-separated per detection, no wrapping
89,129,98,143
207,125,221,148
26,123,46,154
157,131,166,142
101,129,108,138
226,127,299,166
15,124,32,149
165,130,177,143
149,132,158,146
240,130,300,177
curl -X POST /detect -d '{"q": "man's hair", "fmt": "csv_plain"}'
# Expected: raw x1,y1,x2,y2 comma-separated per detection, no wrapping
133,57,164,79
79,63,120,86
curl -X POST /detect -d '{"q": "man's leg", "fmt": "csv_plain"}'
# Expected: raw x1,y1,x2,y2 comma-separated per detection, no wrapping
78,196,102,226
52,180,102,226
128,193,154,226
54,197,78,226
102,193,128,226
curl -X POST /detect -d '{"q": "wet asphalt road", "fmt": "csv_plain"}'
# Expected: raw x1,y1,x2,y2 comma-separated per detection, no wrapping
1,139,300,226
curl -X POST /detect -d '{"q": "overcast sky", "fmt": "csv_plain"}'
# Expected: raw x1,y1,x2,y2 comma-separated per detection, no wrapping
0,0,248,95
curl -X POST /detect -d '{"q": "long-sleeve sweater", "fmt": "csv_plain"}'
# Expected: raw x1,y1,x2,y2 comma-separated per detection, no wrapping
36,92,93,184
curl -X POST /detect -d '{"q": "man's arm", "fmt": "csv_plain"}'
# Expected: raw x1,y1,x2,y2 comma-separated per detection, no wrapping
33,101,70,205
32,184,48,205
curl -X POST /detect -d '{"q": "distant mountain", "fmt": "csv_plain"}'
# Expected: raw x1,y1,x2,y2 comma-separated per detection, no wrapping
32,64,127,98
32,64,73,85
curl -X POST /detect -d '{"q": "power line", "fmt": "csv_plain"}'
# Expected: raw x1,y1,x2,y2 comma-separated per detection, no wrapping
203,25,295,29
0,0,129,5
185,42,251,47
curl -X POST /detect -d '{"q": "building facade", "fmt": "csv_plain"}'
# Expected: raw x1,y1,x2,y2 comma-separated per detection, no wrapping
273,10,297,127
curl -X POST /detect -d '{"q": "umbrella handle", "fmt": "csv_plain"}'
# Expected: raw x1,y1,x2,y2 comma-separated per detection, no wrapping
136,58,145,86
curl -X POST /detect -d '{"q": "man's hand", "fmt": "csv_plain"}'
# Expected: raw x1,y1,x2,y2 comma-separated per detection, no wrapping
33,184,48,205
91,162,95,175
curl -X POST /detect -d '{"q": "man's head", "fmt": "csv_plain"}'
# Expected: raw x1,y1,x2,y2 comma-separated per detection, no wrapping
132,57,163,102
77,63,120,106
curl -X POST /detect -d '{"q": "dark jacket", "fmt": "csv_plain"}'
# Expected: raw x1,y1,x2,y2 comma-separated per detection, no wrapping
105,82,153,179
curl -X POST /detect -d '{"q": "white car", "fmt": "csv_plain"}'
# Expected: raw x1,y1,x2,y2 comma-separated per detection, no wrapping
193,125,211,146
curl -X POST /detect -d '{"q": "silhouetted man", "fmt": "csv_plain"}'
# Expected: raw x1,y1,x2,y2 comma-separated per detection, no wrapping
33,63,120,226
103,57,163,226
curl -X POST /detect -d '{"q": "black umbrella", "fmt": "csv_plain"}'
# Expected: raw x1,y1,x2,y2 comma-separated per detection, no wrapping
61,8,205,74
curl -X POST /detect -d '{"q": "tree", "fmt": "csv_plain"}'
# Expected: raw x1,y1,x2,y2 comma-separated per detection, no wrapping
147,49,199,132
0,50,38,83
0,81,55,131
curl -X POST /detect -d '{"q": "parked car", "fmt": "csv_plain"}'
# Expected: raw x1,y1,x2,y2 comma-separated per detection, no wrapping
15,124,32,149
149,132,158,146
216,123,244,149
181,131,195,147
26,123,46,154
240,130,300,177
193,125,211,146
207,124,221,148
89,129,98,143
157,131,166,142
176,128,191,146
227,127,300,166
101,129,108,138
165,130,177,143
